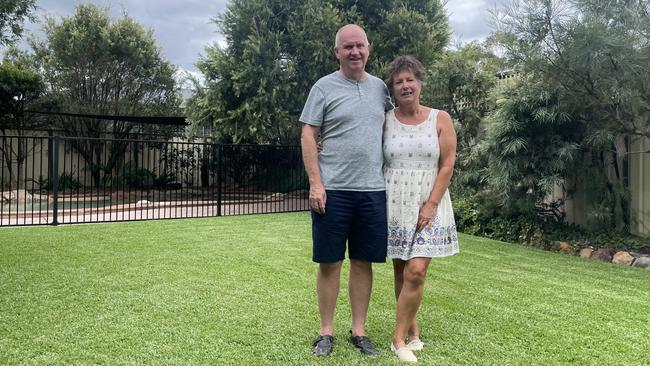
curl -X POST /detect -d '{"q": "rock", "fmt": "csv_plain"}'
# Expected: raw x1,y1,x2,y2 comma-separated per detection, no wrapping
579,248,594,258
632,256,650,269
288,189,308,197
1,190,13,202
629,252,644,259
558,241,574,254
264,193,286,201
527,228,544,246
30,193,49,202
612,251,635,266
1,189,32,203
591,248,614,262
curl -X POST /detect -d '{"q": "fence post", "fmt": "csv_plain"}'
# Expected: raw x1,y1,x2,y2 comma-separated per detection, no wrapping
47,130,54,190
51,136,59,225
216,144,222,217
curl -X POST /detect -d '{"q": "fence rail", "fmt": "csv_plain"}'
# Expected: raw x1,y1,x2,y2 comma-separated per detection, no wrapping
1,135,308,226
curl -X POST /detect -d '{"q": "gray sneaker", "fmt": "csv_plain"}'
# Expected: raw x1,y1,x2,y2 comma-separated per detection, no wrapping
350,332,380,357
313,335,334,356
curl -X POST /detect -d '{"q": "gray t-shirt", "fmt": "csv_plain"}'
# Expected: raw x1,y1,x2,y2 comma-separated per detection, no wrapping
300,71,393,191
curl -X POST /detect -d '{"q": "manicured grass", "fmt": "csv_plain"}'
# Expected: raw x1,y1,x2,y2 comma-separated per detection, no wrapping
1,212,649,365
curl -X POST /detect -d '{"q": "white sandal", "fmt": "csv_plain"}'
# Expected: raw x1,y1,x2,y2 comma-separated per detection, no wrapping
406,338,424,351
391,342,418,363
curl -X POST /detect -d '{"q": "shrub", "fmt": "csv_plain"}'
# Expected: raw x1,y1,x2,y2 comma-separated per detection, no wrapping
122,162,154,189
153,172,177,190
454,190,650,254
254,168,307,194
57,173,80,192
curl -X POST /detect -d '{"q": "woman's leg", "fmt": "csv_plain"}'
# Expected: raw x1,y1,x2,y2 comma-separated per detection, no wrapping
393,259,406,300
393,258,431,348
393,259,420,339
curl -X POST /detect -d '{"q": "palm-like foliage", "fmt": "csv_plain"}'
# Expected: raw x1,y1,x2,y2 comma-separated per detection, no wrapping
481,77,580,218
489,0,650,231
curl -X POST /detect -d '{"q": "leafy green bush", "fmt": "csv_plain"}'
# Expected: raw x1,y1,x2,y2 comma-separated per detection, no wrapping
27,174,80,192
254,168,307,194
543,223,650,254
122,162,154,189
454,191,650,254
453,194,540,244
153,172,177,190
99,174,123,189
57,173,80,192
27,175,50,191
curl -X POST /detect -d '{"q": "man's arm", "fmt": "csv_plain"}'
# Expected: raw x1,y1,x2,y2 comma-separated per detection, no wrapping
301,123,326,214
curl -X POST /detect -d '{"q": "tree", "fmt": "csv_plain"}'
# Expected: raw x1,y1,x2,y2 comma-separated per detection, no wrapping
368,0,449,71
489,0,650,231
0,59,44,187
0,60,43,130
0,0,36,47
419,41,513,202
188,0,449,144
30,4,181,186
427,43,499,152
481,78,581,220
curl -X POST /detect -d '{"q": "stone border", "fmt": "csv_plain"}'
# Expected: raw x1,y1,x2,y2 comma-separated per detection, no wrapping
560,242,650,269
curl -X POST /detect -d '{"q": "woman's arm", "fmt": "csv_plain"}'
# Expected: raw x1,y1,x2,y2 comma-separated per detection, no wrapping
416,110,457,231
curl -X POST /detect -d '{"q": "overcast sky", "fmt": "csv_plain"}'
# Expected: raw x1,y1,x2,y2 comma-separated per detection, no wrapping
21,0,510,75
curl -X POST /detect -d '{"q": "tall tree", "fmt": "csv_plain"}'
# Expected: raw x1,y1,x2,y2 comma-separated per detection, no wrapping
0,59,44,187
489,0,650,231
0,0,41,188
427,43,499,150
368,0,449,71
0,60,42,131
187,0,449,144
30,4,181,186
425,42,500,196
0,0,36,47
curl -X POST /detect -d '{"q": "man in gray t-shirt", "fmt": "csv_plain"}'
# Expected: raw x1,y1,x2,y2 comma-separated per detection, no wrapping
300,24,392,357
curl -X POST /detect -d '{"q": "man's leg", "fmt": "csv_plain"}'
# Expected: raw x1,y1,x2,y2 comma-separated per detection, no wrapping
347,191,385,356
349,259,372,336
312,191,352,336
317,261,343,336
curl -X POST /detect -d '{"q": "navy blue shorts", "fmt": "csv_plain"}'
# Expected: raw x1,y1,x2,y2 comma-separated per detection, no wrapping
311,190,387,263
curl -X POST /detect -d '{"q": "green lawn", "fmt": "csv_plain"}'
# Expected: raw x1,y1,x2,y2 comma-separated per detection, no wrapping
1,212,648,365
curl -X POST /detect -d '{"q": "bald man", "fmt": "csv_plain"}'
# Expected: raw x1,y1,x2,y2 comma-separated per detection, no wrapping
300,24,393,357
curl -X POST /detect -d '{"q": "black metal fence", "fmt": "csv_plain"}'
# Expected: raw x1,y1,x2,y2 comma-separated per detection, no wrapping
0,135,308,226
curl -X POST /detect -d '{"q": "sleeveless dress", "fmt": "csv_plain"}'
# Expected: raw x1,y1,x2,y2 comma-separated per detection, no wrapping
383,108,460,260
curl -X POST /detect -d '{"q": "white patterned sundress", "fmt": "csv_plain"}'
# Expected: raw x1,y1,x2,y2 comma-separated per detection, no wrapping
383,108,459,260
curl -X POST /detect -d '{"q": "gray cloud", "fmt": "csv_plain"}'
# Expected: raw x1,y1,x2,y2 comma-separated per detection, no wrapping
24,0,228,72
21,0,508,72
446,0,512,42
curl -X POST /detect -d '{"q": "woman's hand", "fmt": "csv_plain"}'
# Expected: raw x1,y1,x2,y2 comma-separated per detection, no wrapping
416,201,438,232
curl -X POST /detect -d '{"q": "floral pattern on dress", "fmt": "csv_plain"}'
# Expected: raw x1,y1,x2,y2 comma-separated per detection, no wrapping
384,108,460,260
387,216,459,259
